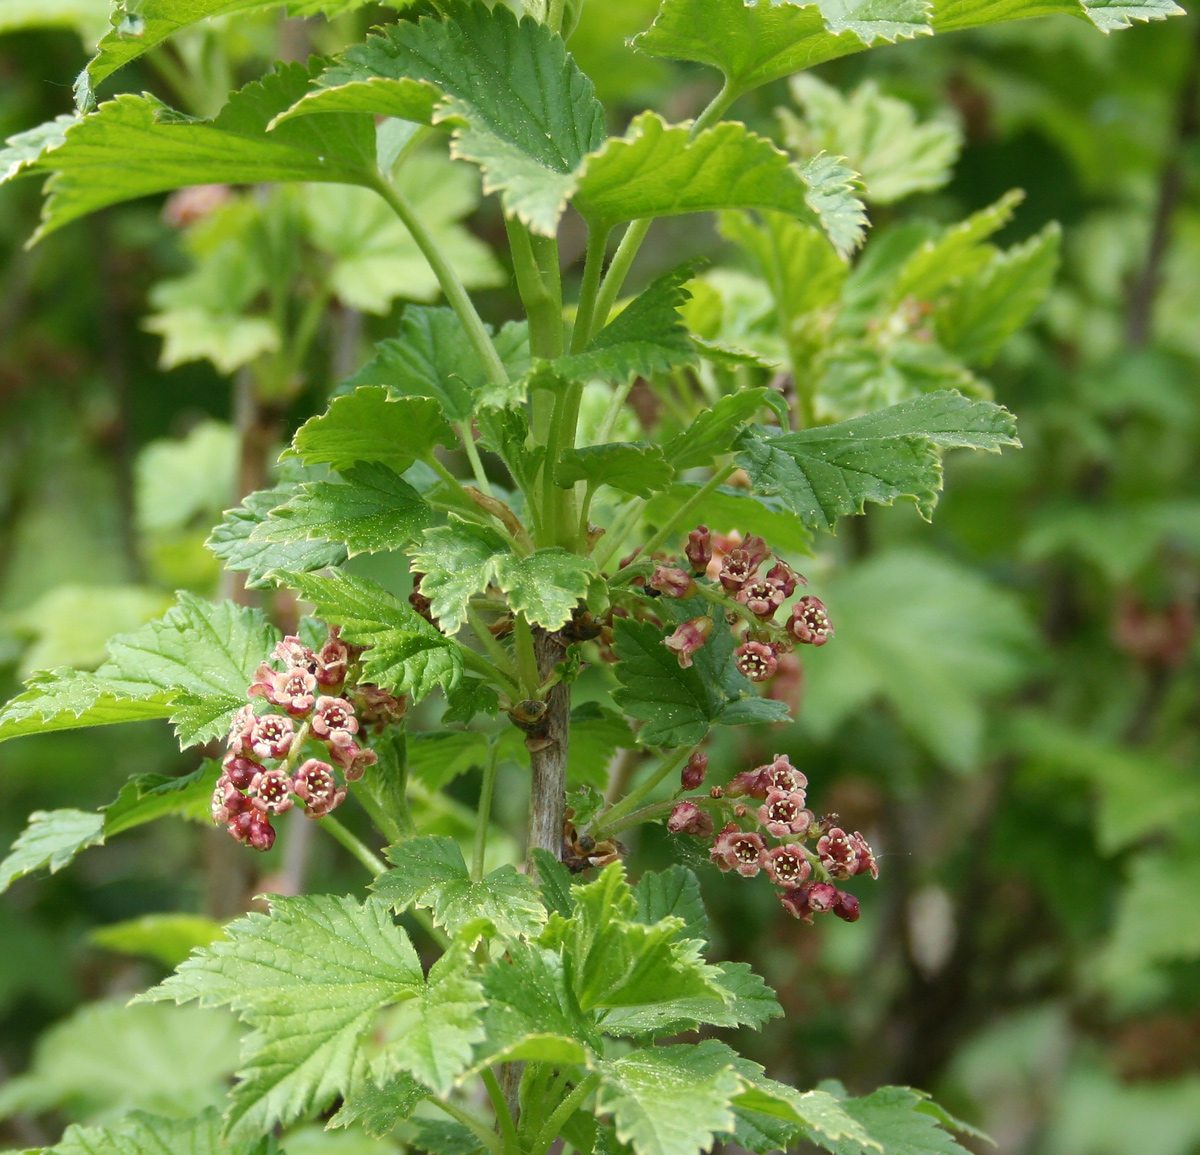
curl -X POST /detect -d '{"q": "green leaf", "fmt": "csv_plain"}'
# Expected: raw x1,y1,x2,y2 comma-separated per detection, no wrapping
803,550,1033,772
554,262,702,383
730,1079,878,1155
934,223,1061,365
530,849,576,917
103,760,222,835
817,0,934,45
0,809,105,893
736,390,1019,531
0,592,279,748
633,866,709,944
293,388,456,475
0,1000,240,1123
207,486,348,590
611,615,790,748
31,63,376,242
595,1041,742,1155
442,678,501,725
284,2,607,235
278,570,463,700
556,444,674,499
1,114,76,182
344,308,530,422
573,114,865,259
783,75,960,205
665,389,772,472
408,519,510,634
822,1086,973,1155
90,913,228,968
563,702,637,788
38,1108,269,1155
410,1119,487,1155
492,549,598,630
252,463,432,557
329,1072,426,1138
407,730,492,789
374,835,546,942
644,484,813,557
139,894,423,1141
373,944,486,1097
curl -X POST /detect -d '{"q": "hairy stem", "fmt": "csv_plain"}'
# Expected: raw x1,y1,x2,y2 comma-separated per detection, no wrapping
571,226,611,353
472,738,501,881
527,628,570,866
507,217,564,359
482,1068,522,1155
432,1098,505,1155
457,421,495,496
593,745,693,836
533,1073,600,1155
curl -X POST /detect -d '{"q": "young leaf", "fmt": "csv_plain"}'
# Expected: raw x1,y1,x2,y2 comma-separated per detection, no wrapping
0,113,75,182
344,307,530,422
553,262,702,383
139,894,424,1141
329,1071,426,1138
43,1108,269,1155
730,1079,879,1155
252,462,433,556
90,913,227,969
826,1086,974,1155
207,485,348,590
0,593,278,748
102,761,222,835
373,944,487,1097
644,484,813,556
0,809,105,893
595,1041,743,1155
374,835,546,942
442,677,501,725
283,2,607,235
279,570,463,700
562,702,637,787
292,387,456,475
665,389,773,472
492,549,598,631
736,390,1019,531
557,444,673,500
408,519,510,634
407,730,492,788
573,113,866,259
30,63,377,242
633,865,709,944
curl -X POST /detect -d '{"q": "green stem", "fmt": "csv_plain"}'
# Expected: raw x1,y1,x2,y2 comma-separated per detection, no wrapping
547,0,566,33
571,227,611,354
371,175,508,385
467,608,519,682
577,479,599,546
472,738,501,881
319,813,388,876
432,1098,506,1155
595,376,635,445
612,464,735,582
691,79,739,135
533,1074,600,1155
457,421,495,496
593,745,693,836
592,497,646,573
461,645,522,702
599,793,725,839
512,614,541,697
507,217,563,360
482,1068,522,1155
351,779,407,845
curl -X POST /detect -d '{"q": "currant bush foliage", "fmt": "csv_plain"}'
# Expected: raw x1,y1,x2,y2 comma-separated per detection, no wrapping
0,0,1177,1149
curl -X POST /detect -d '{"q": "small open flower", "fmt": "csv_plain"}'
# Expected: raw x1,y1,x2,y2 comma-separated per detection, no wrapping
649,565,697,599
711,824,766,876
329,740,378,781
734,640,777,682
667,800,714,837
274,636,319,674
293,759,346,818
765,561,802,598
737,579,785,620
759,789,812,838
248,768,295,815
316,632,351,687
787,596,833,646
251,665,318,714
719,549,757,591
211,776,249,824
850,831,879,879
311,696,359,746
249,713,295,760
817,826,873,879
762,754,808,796
765,844,812,888
664,616,714,668
685,525,712,574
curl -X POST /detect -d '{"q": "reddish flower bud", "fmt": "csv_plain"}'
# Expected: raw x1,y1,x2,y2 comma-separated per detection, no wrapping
664,616,714,668
807,882,839,913
329,740,377,781
734,640,777,682
726,769,769,799
681,751,708,791
710,824,766,876
737,578,785,620
759,789,812,838
222,751,264,791
779,886,815,923
245,813,276,852
293,758,346,818
649,565,697,599
248,768,295,815
685,526,712,574
211,775,249,824
311,695,359,746
787,596,833,646
740,535,770,572
764,844,812,888
833,891,861,922
316,634,351,688
667,800,714,837
249,713,295,760
765,561,803,598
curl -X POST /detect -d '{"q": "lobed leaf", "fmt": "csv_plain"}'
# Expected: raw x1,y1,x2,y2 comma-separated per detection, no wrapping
491,549,598,631
0,810,105,894
42,1107,269,1155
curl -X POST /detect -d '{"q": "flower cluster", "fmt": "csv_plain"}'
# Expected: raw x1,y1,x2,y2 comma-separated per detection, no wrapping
655,527,833,682
210,628,405,852
668,752,877,924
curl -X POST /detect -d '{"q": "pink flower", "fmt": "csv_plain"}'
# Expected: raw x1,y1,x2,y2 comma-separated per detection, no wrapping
250,665,318,715
765,561,802,598
663,616,714,668
685,526,712,574
734,640,777,682
649,565,696,599
761,753,808,796
274,636,319,674
758,789,812,838
787,596,833,646
667,800,714,837
681,751,708,791
719,549,756,591
764,844,812,888
816,826,859,879
778,881,839,921
248,768,295,815
311,696,358,746
249,713,295,760
740,535,770,572
850,831,879,879
293,759,346,818
737,578,785,620
329,740,378,781
226,704,257,757
807,882,839,913
710,824,766,876
316,631,351,688
211,776,249,824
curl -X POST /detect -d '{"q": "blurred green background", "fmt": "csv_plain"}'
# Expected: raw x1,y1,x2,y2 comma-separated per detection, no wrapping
2,2,1200,1151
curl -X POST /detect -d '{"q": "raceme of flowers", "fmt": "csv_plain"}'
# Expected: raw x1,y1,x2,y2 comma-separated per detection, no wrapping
668,751,877,923
210,629,406,851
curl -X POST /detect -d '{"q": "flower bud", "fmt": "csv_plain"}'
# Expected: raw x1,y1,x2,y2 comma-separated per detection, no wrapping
787,596,833,646
663,616,714,668
685,526,713,574
734,640,777,682
740,535,770,572
833,891,861,922
245,813,276,852
649,565,697,599
222,751,264,791
807,882,839,913
681,750,708,790
667,800,714,837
